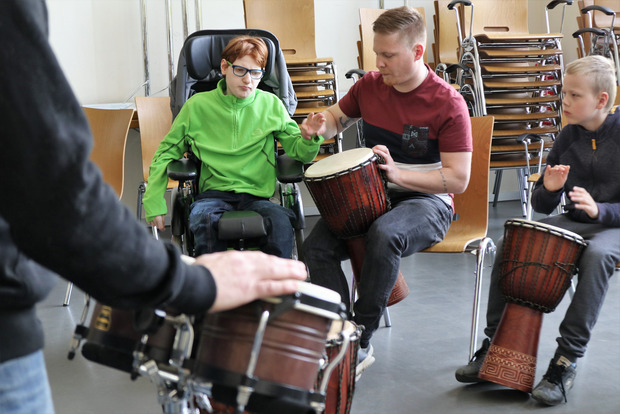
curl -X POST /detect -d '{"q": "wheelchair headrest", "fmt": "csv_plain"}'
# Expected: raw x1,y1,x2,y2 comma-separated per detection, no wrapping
184,29,278,83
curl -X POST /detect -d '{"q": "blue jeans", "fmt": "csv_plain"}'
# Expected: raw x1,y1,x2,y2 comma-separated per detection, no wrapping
484,214,620,360
189,191,296,258
302,192,453,347
0,350,54,414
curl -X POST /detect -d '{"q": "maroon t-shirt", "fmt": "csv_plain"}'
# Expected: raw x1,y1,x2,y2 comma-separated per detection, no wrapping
339,66,472,165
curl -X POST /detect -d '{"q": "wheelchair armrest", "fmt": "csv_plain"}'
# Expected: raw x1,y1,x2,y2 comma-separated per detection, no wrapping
276,154,304,183
167,158,198,181
218,211,267,240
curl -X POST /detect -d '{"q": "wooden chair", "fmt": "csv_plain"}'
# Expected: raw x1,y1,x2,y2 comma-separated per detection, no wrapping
134,96,176,221
420,115,496,361
243,0,342,161
64,107,134,306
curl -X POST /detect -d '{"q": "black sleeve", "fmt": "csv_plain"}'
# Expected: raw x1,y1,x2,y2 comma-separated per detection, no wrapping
0,0,216,314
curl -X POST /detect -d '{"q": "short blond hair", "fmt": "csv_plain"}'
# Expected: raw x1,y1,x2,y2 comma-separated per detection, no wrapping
373,6,427,49
565,55,617,112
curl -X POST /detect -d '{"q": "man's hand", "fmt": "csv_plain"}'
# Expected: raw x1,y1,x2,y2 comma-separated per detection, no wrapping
193,251,307,312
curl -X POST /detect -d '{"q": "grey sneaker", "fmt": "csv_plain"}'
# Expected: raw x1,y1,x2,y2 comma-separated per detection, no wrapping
532,355,577,406
355,344,375,381
455,338,491,383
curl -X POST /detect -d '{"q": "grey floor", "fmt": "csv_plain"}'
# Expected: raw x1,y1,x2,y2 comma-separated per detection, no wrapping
39,200,620,414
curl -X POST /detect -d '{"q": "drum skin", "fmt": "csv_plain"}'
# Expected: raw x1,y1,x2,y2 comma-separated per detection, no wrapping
479,219,587,392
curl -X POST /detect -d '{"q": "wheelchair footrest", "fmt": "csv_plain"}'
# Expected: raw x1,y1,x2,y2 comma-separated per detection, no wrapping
218,211,267,240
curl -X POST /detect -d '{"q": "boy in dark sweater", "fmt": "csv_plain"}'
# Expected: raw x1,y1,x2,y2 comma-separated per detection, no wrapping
455,55,620,405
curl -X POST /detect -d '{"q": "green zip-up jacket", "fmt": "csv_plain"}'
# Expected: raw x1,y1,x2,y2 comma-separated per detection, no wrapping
143,79,324,222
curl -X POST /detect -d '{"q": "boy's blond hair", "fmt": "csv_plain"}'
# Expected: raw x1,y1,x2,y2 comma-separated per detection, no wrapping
565,55,617,112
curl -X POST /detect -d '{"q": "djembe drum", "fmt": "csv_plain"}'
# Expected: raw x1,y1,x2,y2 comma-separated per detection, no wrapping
193,281,348,414
303,148,409,306
479,219,587,392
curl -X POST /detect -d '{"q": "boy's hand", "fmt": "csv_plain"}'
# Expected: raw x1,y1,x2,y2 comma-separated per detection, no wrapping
148,215,166,231
300,112,326,140
543,164,570,192
568,186,599,219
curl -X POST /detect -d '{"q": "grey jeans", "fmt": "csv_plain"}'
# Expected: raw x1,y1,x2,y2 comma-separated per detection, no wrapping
484,214,620,360
302,191,453,347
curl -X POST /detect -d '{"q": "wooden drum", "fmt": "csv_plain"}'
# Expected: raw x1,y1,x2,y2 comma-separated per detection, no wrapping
479,219,587,392
304,148,409,306
193,281,346,413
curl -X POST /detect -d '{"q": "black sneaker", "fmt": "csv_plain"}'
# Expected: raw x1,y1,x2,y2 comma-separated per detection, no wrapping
455,338,491,383
531,355,577,405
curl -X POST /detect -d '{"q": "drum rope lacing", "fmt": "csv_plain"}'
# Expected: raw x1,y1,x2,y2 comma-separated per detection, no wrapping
500,222,585,313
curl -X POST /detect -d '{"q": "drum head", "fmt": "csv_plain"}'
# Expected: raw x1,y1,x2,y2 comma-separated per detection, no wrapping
327,320,359,343
304,148,375,178
505,218,586,245
263,281,344,320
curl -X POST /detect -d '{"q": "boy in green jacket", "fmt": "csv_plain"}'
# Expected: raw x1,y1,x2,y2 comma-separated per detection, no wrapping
144,36,324,257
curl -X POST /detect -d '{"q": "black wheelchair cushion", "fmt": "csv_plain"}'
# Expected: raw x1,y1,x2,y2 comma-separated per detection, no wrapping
218,211,267,240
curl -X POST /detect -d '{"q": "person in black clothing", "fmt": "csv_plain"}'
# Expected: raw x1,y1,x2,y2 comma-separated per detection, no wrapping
455,55,620,406
0,2,306,413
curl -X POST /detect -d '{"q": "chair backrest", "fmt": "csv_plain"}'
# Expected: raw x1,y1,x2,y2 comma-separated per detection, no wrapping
453,116,494,233
582,0,620,29
83,107,134,199
358,8,428,71
134,96,173,183
464,0,529,35
435,0,461,65
170,28,297,117
243,0,317,58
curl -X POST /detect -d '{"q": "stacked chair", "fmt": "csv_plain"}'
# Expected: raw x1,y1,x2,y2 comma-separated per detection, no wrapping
574,1,620,83
445,0,572,217
243,0,342,161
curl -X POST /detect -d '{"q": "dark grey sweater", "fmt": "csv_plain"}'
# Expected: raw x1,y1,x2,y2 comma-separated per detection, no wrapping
532,110,620,226
0,0,216,362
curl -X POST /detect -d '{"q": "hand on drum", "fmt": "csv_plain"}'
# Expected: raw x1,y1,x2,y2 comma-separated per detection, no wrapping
543,164,570,192
372,145,399,183
192,251,307,312
568,186,599,219
300,112,326,140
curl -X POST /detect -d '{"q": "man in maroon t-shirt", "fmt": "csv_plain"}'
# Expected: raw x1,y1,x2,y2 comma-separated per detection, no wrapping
301,6,472,379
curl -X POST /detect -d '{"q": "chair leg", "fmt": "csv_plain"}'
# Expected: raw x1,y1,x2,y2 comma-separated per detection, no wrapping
383,308,392,327
469,237,496,361
492,170,503,207
568,278,576,300
63,282,73,306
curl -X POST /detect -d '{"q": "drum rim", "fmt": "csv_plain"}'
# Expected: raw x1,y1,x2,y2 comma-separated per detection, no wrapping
303,148,376,180
326,320,361,344
262,281,344,320
504,218,587,246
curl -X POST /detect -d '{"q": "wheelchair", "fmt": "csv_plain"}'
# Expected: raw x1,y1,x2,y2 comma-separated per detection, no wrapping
166,29,306,260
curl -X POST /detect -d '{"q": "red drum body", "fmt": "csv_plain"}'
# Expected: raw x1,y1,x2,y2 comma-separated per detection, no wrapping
193,282,345,413
303,149,409,306
479,219,587,392
304,148,389,239
316,320,361,414
81,303,177,373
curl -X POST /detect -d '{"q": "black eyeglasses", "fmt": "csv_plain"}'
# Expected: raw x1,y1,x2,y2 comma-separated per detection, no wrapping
226,60,265,80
